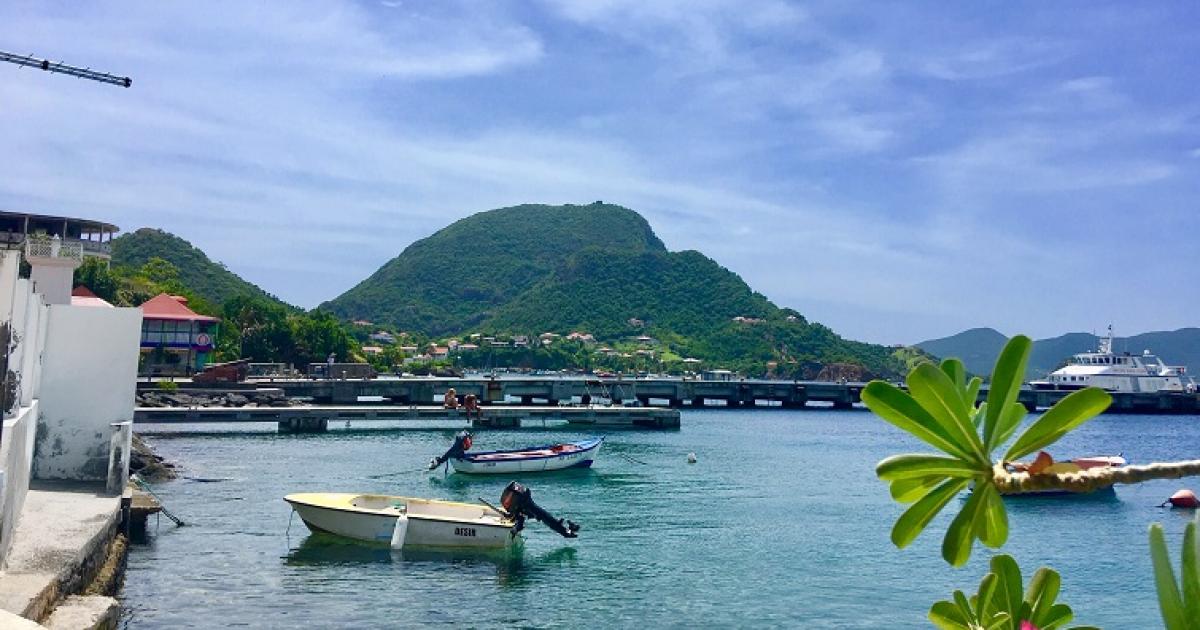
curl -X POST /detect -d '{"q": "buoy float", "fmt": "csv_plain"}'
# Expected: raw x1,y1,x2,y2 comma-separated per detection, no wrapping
686,452,697,464
1165,488,1199,508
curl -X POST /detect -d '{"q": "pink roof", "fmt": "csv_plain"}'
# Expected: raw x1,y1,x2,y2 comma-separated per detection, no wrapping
140,293,219,322
71,285,113,308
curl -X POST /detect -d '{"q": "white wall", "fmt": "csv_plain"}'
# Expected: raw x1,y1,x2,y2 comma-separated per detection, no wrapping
0,251,49,568
0,401,39,566
34,305,141,481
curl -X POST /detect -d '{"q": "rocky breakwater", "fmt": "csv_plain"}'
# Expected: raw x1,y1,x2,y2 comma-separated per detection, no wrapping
136,387,297,409
130,434,176,481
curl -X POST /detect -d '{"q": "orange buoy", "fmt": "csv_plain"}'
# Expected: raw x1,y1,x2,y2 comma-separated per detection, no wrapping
1167,489,1199,508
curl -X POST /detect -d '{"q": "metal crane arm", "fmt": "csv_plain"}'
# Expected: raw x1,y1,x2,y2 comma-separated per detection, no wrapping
1,50,131,88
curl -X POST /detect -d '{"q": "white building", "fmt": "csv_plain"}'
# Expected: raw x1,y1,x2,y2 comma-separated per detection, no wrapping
0,214,141,569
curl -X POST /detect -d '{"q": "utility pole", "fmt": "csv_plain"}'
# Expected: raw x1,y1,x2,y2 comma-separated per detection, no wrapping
1,50,131,88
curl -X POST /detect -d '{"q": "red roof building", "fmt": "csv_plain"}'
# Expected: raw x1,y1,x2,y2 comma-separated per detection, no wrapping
138,293,220,376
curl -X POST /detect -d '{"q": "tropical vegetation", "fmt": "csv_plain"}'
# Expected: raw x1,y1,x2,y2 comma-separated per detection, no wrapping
322,203,922,379
863,335,1200,628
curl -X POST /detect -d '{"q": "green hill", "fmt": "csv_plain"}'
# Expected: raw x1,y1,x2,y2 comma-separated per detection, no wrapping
917,328,1200,379
323,202,916,378
323,203,664,334
112,228,289,308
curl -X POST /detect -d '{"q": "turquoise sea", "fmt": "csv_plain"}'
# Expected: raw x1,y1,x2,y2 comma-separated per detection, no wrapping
121,409,1200,628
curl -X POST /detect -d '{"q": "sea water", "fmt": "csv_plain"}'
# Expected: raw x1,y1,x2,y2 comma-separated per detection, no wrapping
121,409,1199,628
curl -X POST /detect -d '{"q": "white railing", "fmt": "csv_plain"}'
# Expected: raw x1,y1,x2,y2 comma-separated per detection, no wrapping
24,236,83,262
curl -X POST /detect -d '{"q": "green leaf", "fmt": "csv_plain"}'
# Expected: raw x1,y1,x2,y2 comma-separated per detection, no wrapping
892,478,969,549
1038,603,1074,630
908,364,987,464
1004,388,1112,461
876,454,981,481
991,401,1027,453
985,613,1011,630
929,600,970,630
1150,523,1187,630
972,402,987,430
942,483,989,566
974,483,1008,548
965,376,983,412
890,476,947,503
941,357,967,392
863,381,974,460
974,572,999,620
991,555,1025,625
1025,567,1062,626
1183,520,1198,625
953,590,975,623
984,336,1032,450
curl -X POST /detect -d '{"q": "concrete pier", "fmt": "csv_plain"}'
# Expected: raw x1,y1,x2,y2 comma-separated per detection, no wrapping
134,404,682,431
232,376,1200,415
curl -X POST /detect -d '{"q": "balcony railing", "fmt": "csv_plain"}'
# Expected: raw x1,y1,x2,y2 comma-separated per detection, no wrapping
25,236,83,262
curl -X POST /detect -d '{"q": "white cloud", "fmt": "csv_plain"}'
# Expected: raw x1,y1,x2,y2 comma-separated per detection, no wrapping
1,1,1198,345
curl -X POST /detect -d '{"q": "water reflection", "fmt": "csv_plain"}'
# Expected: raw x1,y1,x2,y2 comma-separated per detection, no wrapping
283,534,579,588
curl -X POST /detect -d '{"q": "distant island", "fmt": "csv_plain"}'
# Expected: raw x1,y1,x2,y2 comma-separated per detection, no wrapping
917,327,1200,380
80,203,929,379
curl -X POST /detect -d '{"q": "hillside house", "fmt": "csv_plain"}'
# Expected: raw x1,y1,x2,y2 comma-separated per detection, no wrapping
138,293,219,376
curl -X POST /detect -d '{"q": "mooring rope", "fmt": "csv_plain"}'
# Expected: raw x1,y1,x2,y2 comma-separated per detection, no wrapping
618,451,650,466
132,476,186,527
992,459,1200,494
366,465,432,479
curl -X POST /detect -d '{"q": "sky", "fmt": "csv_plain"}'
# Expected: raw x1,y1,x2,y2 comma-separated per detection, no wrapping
1,1,1198,345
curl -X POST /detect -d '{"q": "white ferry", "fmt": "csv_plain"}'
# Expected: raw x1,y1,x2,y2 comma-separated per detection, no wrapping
1031,327,1197,393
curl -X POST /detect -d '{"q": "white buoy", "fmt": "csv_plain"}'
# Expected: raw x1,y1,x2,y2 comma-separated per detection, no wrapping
687,452,697,464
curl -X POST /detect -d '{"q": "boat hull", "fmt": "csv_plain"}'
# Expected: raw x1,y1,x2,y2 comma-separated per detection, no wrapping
450,438,603,474
285,493,516,549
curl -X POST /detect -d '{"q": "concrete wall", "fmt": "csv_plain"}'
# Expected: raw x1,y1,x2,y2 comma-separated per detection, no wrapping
34,305,141,482
0,251,49,568
0,401,39,566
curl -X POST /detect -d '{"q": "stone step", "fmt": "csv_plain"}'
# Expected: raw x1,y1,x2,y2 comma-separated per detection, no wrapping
43,595,118,630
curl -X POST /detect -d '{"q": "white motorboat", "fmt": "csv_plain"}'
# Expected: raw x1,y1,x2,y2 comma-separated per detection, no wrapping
284,482,579,549
1030,326,1197,394
430,432,603,474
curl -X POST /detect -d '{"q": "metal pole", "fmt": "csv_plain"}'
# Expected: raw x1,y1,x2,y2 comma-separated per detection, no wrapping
1,50,131,88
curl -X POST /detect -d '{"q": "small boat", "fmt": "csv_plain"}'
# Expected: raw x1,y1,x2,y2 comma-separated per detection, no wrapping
430,432,603,474
285,482,579,549
1001,453,1127,497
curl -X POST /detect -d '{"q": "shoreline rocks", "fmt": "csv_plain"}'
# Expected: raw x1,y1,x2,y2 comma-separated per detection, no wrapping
135,388,297,409
131,434,176,481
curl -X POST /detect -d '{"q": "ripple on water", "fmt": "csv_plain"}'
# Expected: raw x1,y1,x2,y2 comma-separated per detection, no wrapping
123,410,1199,628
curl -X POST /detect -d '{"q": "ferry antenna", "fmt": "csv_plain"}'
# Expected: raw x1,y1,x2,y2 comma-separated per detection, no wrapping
0,50,131,88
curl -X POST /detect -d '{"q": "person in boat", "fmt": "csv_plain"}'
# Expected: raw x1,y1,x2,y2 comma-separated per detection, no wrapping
462,393,481,419
444,387,459,409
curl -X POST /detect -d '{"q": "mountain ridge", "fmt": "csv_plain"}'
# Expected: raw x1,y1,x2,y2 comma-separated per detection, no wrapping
917,327,1200,379
322,202,918,378
111,228,291,309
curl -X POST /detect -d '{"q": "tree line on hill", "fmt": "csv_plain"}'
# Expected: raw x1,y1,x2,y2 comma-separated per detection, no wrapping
74,257,355,369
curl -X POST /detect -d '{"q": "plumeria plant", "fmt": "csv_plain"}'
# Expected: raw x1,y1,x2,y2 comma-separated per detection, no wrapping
929,554,1097,630
1149,516,1200,630
862,335,1112,566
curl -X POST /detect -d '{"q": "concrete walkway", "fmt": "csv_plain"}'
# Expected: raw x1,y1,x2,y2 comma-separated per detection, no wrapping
0,482,122,623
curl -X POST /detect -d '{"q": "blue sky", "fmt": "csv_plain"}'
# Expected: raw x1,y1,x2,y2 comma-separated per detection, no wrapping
2,1,1198,344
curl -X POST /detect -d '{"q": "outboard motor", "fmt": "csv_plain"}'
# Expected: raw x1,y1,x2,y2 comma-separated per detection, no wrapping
500,481,580,539
429,431,473,470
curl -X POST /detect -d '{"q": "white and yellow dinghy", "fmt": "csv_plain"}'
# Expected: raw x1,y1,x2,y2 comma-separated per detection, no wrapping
284,482,580,549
